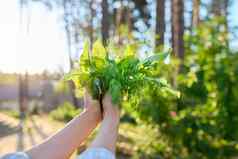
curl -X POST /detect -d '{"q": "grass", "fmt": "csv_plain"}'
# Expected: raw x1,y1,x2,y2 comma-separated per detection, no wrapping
49,102,82,122
0,109,19,119
0,74,18,85
117,123,162,158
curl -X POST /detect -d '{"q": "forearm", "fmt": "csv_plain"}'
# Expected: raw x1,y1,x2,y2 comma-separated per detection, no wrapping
26,110,100,159
89,111,120,153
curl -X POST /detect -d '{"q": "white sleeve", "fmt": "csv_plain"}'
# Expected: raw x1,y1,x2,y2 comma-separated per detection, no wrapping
0,152,30,159
78,148,116,159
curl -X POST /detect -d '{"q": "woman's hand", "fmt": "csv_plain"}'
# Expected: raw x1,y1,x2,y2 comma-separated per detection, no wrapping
84,89,102,122
102,93,120,123
88,92,120,153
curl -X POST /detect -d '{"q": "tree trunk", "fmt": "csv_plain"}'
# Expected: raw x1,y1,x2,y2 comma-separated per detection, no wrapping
224,0,229,17
171,0,184,59
63,0,79,108
211,0,222,16
89,0,95,49
171,0,174,51
192,0,200,28
155,0,165,48
114,0,134,45
211,0,229,33
211,0,229,17
101,0,109,46
223,0,229,28
18,73,28,119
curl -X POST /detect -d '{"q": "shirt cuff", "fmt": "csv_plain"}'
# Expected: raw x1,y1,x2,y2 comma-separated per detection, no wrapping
78,147,115,159
1,152,31,159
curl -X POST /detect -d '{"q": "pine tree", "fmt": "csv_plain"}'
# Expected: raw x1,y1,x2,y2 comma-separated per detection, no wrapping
171,0,184,59
155,0,165,48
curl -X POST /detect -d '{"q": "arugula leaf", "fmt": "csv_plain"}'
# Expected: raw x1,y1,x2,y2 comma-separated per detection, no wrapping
109,79,122,104
64,69,89,89
144,77,169,87
92,39,107,59
124,43,138,57
80,41,90,64
141,51,170,67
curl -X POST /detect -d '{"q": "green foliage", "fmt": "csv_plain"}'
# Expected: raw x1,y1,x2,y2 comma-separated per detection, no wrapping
131,18,238,159
0,73,18,85
50,102,81,122
54,80,70,94
0,109,19,119
65,40,178,108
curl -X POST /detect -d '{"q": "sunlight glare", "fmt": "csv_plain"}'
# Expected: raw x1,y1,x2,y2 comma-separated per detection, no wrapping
0,0,70,74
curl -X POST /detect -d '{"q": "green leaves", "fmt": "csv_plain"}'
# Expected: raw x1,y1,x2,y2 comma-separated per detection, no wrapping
91,78,102,99
141,50,170,67
109,79,122,104
92,39,107,59
65,40,178,108
124,43,138,57
80,41,90,67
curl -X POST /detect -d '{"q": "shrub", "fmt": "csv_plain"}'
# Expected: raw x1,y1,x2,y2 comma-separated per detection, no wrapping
50,102,81,122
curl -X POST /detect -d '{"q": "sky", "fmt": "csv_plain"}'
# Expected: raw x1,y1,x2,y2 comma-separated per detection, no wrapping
0,0,69,74
0,0,237,74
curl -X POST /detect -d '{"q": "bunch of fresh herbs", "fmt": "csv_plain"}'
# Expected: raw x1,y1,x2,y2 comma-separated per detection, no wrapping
64,40,179,108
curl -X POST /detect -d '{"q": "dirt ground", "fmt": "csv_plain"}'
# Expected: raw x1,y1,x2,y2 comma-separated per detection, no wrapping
0,113,65,156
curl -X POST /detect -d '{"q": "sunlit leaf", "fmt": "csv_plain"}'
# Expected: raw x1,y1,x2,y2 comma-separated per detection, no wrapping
92,39,107,59
141,51,170,67
80,41,90,64
124,43,137,57
63,69,81,81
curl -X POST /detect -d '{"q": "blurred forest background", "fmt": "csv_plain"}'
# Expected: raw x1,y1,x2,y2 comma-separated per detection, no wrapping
0,0,238,158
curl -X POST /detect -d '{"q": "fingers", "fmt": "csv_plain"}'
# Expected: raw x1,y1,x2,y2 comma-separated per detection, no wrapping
102,93,116,107
102,92,120,119
84,90,120,121
84,88,95,101
83,89,90,107
102,93,110,106
84,89,99,105
83,89,101,116
84,89,96,110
